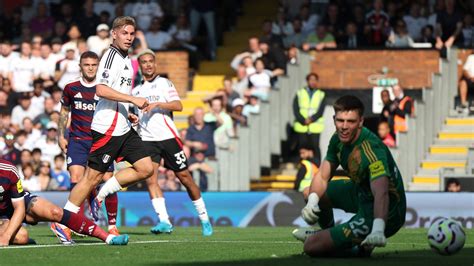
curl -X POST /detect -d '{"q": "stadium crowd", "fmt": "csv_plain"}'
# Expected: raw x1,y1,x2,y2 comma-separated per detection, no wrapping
0,0,473,192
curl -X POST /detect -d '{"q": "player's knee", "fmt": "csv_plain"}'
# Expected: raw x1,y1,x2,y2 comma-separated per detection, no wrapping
13,228,29,245
303,240,326,257
51,207,64,222
139,164,154,179
177,171,193,184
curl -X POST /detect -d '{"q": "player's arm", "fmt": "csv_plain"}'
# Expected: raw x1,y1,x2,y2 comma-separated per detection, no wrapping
147,100,183,112
58,105,70,152
96,84,148,109
0,199,25,246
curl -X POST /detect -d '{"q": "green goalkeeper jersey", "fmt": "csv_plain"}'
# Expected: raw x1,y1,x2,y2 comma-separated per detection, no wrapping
325,127,405,204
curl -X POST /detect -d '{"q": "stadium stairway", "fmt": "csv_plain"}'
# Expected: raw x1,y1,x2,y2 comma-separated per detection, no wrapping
250,163,298,191
174,0,278,130
409,117,474,191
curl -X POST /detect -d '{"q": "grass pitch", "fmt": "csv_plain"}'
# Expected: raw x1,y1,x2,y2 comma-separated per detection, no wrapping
0,226,472,266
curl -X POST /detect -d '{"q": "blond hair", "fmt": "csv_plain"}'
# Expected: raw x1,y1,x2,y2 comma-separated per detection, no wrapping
112,16,136,30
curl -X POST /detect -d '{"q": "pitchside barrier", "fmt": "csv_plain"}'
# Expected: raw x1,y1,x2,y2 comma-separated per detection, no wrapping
35,191,474,229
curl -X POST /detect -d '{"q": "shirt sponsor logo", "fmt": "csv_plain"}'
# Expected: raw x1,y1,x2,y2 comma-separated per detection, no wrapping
17,180,23,193
120,77,132,87
74,101,96,111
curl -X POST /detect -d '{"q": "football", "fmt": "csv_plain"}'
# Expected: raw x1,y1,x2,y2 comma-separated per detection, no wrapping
427,218,466,255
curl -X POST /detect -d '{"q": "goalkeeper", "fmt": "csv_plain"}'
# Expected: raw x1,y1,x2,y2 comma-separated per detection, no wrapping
294,95,406,257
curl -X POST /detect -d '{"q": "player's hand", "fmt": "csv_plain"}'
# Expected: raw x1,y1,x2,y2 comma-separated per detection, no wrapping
132,97,149,109
128,113,139,125
143,102,159,113
301,193,320,225
361,231,386,247
361,218,387,248
59,137,68,154
0,234,10,246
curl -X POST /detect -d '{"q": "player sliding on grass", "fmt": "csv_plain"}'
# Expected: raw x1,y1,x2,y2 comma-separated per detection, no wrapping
62,16,154,230
130,49,212,236
0,160,128,246
293,95,406,257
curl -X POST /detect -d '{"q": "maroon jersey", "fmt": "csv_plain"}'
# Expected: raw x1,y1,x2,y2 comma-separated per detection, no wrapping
0,159,25,217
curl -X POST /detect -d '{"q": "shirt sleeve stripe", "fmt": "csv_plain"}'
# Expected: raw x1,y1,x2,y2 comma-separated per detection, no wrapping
362,141,378,163
104,50,116,70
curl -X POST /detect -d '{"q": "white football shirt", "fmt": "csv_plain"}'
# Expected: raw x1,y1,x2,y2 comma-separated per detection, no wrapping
92,45,133,136
132,76,181,141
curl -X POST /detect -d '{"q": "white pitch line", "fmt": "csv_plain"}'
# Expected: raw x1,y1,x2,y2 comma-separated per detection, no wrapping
1,239,472,250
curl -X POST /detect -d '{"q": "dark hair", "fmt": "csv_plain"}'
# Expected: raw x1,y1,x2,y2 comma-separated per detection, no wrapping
306,72,319,81
334,95,365,117
54,154,65,161
80,51,99,63
446,178,460,187
32,148,42,154
33,78,43,87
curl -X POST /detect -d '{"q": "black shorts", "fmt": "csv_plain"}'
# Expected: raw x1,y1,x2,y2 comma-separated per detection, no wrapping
144,138,188,172
463,78,474,95
88,129,149,173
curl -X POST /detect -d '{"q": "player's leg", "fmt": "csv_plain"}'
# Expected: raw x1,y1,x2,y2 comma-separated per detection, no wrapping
65,167,106,215
103,169,119,235
96,130,153,202
160,138,212,236
459,79,468,107
146,160,173,234
0,219,29,245
26,196,128,245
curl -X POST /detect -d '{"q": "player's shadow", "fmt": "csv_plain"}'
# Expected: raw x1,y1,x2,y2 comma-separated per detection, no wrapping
147,248,474,266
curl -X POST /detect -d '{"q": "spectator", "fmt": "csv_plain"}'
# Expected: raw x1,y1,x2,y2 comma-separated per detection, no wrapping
60,24,82,55
33,97,55,130
1,130,20,165
242,94,260,117
48,21,68,44
0,40,19,78
145,17,172,51
445,178,462,192
338,21,367,48
14,130,30,151
351,4,369,41
403,2,428,42
57,2,77,30
258,41,286,76
461,13,474,48
93,0,115,21
293,146,319,192
420,25,436,46
98,10,111,26
458,52,474,114
162,169,181,191
8,41,38,93
34,121,61,165
16,149,32,180
21,0,36,24
386,19,415,48
232,64,249,98
31,79,49,114
55,48,80,90
87,24,111,57
272,8,294,37
320,3,346,41
11,92,39,130
379,89,395,136
302,24,337,51
29,2,55,39
247,58,273,101
230,37,262,71
287,45,299,65
31,148,42,173
132,0,163,31
260,19,284,49
365,0,390,47
283,18,305,49
37,43,59,85
78,1,101,38
51,154,70,191
292,73,326,163
299,5,319,38
190,0,217,60
378,121,396,148
0,90,8,113
186,107,216,158
222,77,240,112
188,152,213,192
22,163,41,192
1,77,18,113
204,97,234,149
36,160,59,191
21,117,41,149
168,13,199,70
435,0,463,49
229,98,247,132
392,84,414,134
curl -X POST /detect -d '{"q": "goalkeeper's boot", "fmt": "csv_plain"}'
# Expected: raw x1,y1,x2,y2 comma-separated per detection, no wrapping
150,222,173,234
292,228,320,242
201,220,213,236
108,234,129,245
50,222,75,245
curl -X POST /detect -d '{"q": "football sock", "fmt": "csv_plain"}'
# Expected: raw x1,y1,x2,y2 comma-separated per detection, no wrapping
64,200,81,214
60,209,108,242
151,197,171,224
105,193,118,226
97,177,122,202
192,197,209,222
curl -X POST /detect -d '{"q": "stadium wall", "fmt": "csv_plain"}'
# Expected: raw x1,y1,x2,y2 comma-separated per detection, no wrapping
35,192,474,229
155,51,189,97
